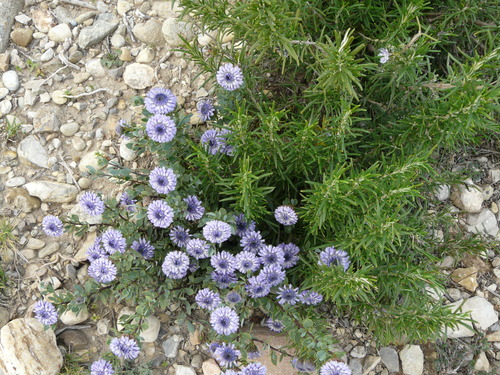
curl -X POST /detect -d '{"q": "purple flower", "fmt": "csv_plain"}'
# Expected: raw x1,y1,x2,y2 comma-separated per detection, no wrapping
162,251,190,279
319,247,350,271
218,129,234,156
196,288,221,310
377,48,391,64
241,363,266,375
33,300,58,325
234,213,256,237
90,359,114,375
201,129,221,155
149,166,177,195
292,359,316,373
147,200,174,228
169,226,191,247
109,336,140,360
240,231,264,253
214,342,241,367
210,306,239,335
235,251,260,273
87,237,108,262
248,351,261,359
245,275,271,298
184,195,205,221
226,292,242,304
120,192,137,212
88,258,117,283
277,284,300,305
80,192,105,216
131,238,155,259
211,251,237,274
197,99,215,122
216,63,244,91
42,215,64,237
266,318,284,332
101,228,126,254
277,243,300,269
186,238,210,259
259,265,285,287
146,114,177,143
209,342,222,354
299,290,323,305
274,206,298,226
145,87,177,114
320,361,352,375
115,119,128,138
203,220,232,244
211,271,237,289
259,245,284,267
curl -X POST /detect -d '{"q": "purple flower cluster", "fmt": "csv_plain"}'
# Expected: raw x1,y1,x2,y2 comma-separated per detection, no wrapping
234,213,256,237
292,359,316,373
197,99,215,122
145,87,177,114
216,63,244,91
259,245,284,267
320,361,352,375
102,228,126,254
266,318,284,332
211,251,237,274
203,220,232,244
131,238,155,259
210,306,239,336
200,128,234,156
241,363,266,375
86,237,108,262
88,258,117,283
148,200,174,228
240,231,264,253
184,195,205,221
277,243,300,269
170,226,191,247
186,238,210,259
33,300,58,325
90,359,114,375
149,166,177,194
274,206,298,226
120,192,137,212
110,336,140,360
235,251,260,273
80,192,105,216
319,246,350,271
42,215,64,237
214,342,240,367
162,251,190,279
146,114,176,143
277,284,300,305
196,288,221,310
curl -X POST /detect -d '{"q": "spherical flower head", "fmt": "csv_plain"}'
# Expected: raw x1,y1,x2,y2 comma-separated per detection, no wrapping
162,251,190,279
274,206,298,226
186,238,210,259
42,215,64,237
197,99,215,122
320,361,352,375
241,362,266,375
184,195,205,221
131,238,155,259
203,220,232,244
214,342,241,368
211,271,237,289
240,231,264,253
80,192,105,216
109,336,140,360
377,48,391,64
149,166,177,195
318,247,350,271
90,359,114,375
120,192,137,212
259,265,285,287
209,342,222,355
277,243,300,269
88,258,117,283
33,300,58,325
170,226,191,247
216,63,244,91
145,87,177,114
245,275,271,298
195,288,221,311
299,290,323,305
101,229,126,255
218,128,234,156
146,114,177,143
266,318,284,333
210,306,239,336
292,359,315,373
226,292,242,304
147,200,174,228
201,129,221,155
277,284,300,305
259,245,284,267
234,213,256,237
211,251,237,274
248,351,261,360
235,251,261,273
87,237,108,262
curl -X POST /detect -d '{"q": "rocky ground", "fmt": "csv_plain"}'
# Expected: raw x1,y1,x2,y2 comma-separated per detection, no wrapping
0,0,499,374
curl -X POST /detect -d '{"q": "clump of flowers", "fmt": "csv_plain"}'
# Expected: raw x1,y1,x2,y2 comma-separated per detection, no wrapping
216,63,244,91
42,215,64,237
33,300,58,325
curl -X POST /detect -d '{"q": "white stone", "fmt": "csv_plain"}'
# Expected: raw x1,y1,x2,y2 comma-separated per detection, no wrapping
79,151,106,173
85,58,107,77
473,351,490,371
5,176,26,187
451,184,484,213
136,47,155,63
201,359,220,375
117,0,132,15
481,185,494,200
489,169,500,184
446,296,498,338
119,139,137,161
175,365,196,375
379,347,399,373
52,90,68,105
139,316,161,343
48,24,72,42
17,135,49,168
466,209,499,237
0,88,8,100
15,14,32,24
60,122,80,136
24,181,79,203
399,345,423,375
350,345,367,358
123,63,154,89
0,318,63,375
60,306,89,325
70,203,102,225
110,33,126,48
2,70,20,91
40,48,54,62
0,100,12,115
435,185,450,201
161,18,195,47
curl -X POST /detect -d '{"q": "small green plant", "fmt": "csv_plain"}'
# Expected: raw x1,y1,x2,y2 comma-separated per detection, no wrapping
0,117,23,143
0,217,16,262
101,49,124,69
59,353,89,375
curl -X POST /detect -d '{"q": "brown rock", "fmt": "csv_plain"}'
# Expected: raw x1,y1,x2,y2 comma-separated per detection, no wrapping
5,187,41,213
461,254,490,273
10,28,33,47
202,359,220,375
451,267,478,292
0,52,10,71
189,329,201,345
486,330,500,341
60,330,89,351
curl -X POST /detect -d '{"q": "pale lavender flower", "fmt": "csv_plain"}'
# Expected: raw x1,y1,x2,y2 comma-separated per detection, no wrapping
146,114,176,143
319,247,350,271
277,284,300,305
218,129,234,156
240,231,264,253
377,48,391,64
292,359,316,373
201,129,221,155
115,119,128,138
87,237,107,262
211,251,237,274
196,288,221,310
245,275,271,298
209,342,222,355
145,87,177,114
234,213,256,237
235,251,260,273
203,220,232,244
162,251,190,279
214,342,241,368
149,166,177,195
170,226,191,247
33,300,58,325
216,63,244,91
120,192,137,212
80,192,105,216
147,200,174,228
266,318,284,332
42,215,64,237
259,245,284,267
210,306,239,335
211,271,237,289
186,238,210,259
109,336,140,360
88,258,117,283
90,359,114,375
248,352,261,359
197,99,215,122
274,206,298,226
184,195,205,221
241,363,266,375
259,265,285,287
299,290,323,305
226,292,242,304
131,238,155,259
277,243,300,269
102,228,126,254
320,361,352,375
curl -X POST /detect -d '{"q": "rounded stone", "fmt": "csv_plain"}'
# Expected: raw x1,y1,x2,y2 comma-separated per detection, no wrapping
2,70,20,92
48,23,72,42
10,28,33,47
133,19,165,46
110,33,126,48
52,90,68,105
123,63,154,89
60,306,89,325
60,122,80,137
161,18,194,47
